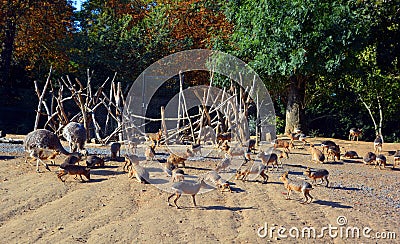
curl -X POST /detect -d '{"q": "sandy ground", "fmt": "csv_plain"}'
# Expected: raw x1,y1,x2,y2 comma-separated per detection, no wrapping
0,136,399,243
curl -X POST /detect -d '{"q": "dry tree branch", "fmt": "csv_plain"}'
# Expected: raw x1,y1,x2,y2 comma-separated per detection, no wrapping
34,66,52,130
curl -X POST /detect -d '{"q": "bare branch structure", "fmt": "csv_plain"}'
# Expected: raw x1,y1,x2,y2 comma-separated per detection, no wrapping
33,70,123,144
34,69,260,145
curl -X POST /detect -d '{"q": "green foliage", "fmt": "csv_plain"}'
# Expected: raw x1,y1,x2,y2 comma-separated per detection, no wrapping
224,0,367,80
68,0,228,87
248,115,256,136
69,3,147,85
220,0,400,141
275,115,285,135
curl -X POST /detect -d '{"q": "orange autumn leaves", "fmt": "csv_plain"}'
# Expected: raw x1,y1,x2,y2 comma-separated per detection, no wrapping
0,0,73,72
105,0,232,49
162,0,232,49
1,0,232,84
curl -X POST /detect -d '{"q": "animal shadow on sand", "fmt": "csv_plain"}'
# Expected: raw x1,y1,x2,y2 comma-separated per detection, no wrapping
342,159,363,164
323,161,344,165
228,186,246,193
90,168,125,176
148,178,170,184
285,164,308,169
192,205,257,211
184,166,211,172
330,185,361,191
239,179,270,185
203,156,222,160
60,178,107,183
271,170,304,177
98,165,119,169
107,156,126,162
86,178,108,183
0,155,17,160
261,180,283,185
313,200,352,209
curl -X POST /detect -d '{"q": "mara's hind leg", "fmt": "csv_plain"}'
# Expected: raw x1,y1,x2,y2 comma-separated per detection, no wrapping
241,173,247,182
301,190,309,204
286,189,291,200
325,176,329,187
279,159,284,168
57,171,67,182
191,195,197,207
305,190,313,204
167,193,175,206
260,171,268,184
85,173,90,182
123,161,132,172
301,190,307,204
173,193,182,209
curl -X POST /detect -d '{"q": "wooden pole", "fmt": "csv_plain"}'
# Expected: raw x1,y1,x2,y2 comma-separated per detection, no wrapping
161,106,168,145
181,87,195,144
256,92,259,145
105,73,117,135
176,71,183,142
34,66,52,130
115,82,123,141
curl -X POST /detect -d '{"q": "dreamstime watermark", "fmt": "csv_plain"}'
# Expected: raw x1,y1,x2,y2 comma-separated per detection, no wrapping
122,49,276,193
257,216,397,240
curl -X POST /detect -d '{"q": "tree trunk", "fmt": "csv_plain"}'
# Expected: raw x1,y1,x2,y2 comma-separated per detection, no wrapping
284,76,306,135
359,95,384,142
0,18,17,87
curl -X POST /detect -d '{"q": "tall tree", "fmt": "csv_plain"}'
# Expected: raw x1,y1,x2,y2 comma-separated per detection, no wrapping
153,0,233,85
70,0,156,84
223,0,369,133
70,0,232,85
346,0,400,138
0,0,74,87
160,0,232,50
